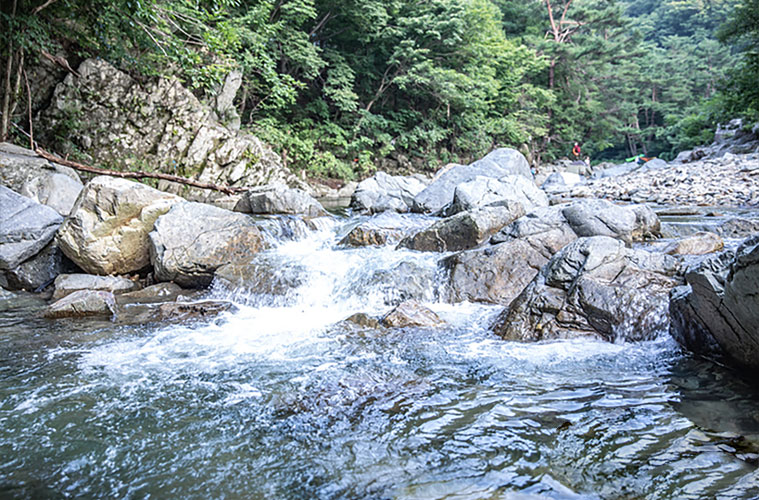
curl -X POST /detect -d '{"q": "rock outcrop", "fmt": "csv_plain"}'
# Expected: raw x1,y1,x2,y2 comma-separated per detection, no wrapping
149,202,266,288
39,58,303,203
444,200,660,305
670,235,759,373
492,236,680,342
412,148,533,213
0,185,63,270
350,171,428,214
57,176,183,275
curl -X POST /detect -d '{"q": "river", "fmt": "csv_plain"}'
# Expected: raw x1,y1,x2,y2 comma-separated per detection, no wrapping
1,213,758,499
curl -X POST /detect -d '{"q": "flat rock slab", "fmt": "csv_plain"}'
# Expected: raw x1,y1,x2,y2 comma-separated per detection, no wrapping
44,290,117,319
53,274,141,300
0,185,63,270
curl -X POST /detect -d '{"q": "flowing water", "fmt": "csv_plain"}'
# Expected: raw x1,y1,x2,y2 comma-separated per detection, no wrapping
2,214,759,499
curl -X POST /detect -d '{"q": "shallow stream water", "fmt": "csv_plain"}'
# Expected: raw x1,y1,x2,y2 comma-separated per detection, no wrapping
2,214,759,499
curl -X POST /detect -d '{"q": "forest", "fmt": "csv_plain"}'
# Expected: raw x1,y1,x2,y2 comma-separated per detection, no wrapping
1,0,758,179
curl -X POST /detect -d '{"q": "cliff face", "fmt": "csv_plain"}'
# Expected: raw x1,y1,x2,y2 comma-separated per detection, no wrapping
37,59,304,201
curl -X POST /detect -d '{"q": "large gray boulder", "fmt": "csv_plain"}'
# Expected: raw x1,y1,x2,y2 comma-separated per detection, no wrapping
0,143,82,194
57,176,183,275
3,240,78,292
238,183,328,217
443,175,547,216
444,200,661,305
398,203,525,253
350,172,428,214
150,202,266,288
670,235,759,373
0,185,63,270
21,171,83,216
413,148,532,213
492,237,680,342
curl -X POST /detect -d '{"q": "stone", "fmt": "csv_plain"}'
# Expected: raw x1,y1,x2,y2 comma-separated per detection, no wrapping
541,171,585,194
52,274,141,300
381,300,445,328
3,241,78,292
665,232,724,255
21,170,83,216
398,203,525,252
119,282,184,301
44,290,117,319
350,171,428,214
239,183,328,217
342,313,382,329
154,300,236,321
492,236,680,342
338,212,428,247
0,143,82,197
149,202,266,288
57,176,183,275
364,261,438,306
213,259,306,301
442,175,547,216
0,185,63,270
413,148,532,213
670,235,759,373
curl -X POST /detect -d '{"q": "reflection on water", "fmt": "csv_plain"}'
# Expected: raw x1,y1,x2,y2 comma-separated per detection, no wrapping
1,214,759,499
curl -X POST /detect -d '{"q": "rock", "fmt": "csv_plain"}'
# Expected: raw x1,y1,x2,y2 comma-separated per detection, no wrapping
44,290,117,319
3,240,78,292
381,300,445,328
149,202,266,288
154,300,235,321
57,176,183,275
364,261,438,306
338,212,428,247
670,235,759,373
213,259,306,300
641,158,668,171
441,175,547,216
350,171,428,214
119,282,184,301
542,171,585,194
52,274,141,300
413,148,532,213
665,232,724,255
492,236,680,342
0,185,63,270
445,200,661,305
398,203,525,252
38,59,305,203
342,313,382,329
21,170,83,216
0,143,82,198
238,183,328,217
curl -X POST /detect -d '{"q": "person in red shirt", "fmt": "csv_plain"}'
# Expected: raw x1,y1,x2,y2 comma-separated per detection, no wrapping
572,142,581,159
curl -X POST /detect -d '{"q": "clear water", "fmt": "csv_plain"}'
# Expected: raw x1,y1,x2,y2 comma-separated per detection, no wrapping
2,214,759,499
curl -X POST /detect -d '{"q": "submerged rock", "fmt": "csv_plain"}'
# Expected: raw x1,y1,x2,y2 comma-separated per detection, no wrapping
413,148,532,214
52,274,141,300
44,290,117,319
57,176,182,276
398,203,524,252
492,236,680,342
0,185,63,270
670,235,759,373
381,300,445,328
364,261,438,306
150,202,266,288
350,171,428,214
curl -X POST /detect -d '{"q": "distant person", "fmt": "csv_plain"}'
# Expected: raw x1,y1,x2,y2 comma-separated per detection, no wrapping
572,142,581,160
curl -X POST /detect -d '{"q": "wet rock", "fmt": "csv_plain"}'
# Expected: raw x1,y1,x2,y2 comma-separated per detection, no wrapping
365,261,438,306
3,240,78,292
670,235,759,373
350,171,428,214
57,176,183,275
238,183,328,217
441,175,547,216
338,212,428,247
342,313,382,329
150,202,266,288
0,185,63,270
154,300,235,321
118,282,184,302
446,200,662,305
492,236,680,342
665,232,724,255
213,259,306,298
381,300,445,328
44,290,117,319
398,203,524,252
52,274,141,300
413,148,532,214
